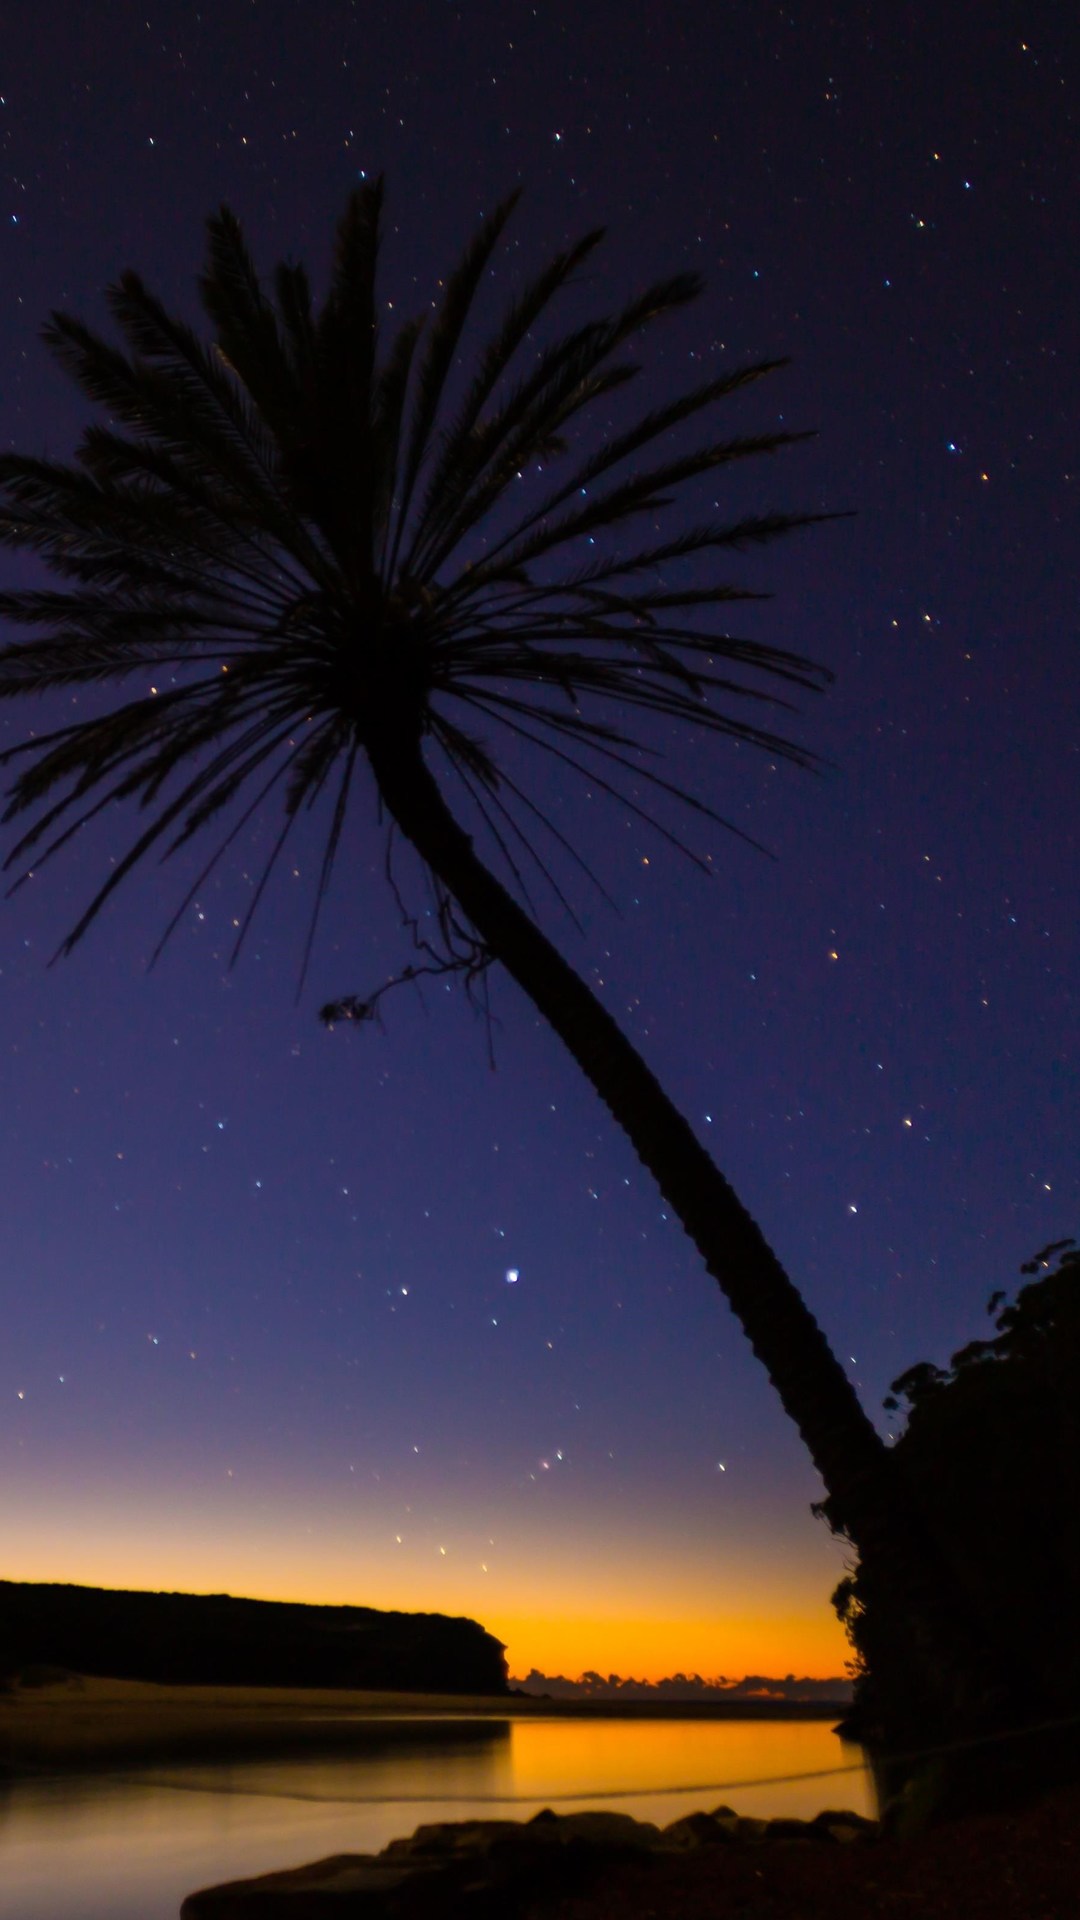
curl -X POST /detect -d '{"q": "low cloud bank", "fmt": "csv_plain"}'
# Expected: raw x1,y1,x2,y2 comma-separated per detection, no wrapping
510,1669,853,1702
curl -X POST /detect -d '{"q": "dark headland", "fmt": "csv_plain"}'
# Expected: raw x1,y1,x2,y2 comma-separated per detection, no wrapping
0,1578,508,1694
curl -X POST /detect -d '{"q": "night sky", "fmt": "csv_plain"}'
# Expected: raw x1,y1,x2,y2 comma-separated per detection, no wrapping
1,2,1076,1684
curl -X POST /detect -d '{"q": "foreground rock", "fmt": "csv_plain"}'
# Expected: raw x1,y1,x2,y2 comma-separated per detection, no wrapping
0,1581,507,1695
182,1804,878,1916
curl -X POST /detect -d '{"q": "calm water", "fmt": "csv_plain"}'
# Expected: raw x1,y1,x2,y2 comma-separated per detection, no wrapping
0,1715,873,1920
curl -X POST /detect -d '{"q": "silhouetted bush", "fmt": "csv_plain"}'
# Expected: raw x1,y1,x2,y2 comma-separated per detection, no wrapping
826,1239,1080,1745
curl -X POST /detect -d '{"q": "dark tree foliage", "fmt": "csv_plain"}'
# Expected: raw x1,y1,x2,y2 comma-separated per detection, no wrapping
826,1240,1080,1739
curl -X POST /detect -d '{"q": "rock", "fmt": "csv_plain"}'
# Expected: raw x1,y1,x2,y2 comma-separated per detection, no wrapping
809,1807,879,1843
659,1810,737,1849
710,1811,769,1843
183,1811,663,1916
182,1801,879,1915
763,1816,813,1842
181,1851,446,1916
383,1820,522,1859
539,1811,660,1849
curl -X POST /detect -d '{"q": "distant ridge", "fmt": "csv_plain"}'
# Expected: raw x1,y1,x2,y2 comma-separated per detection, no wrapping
0,1580,508,1695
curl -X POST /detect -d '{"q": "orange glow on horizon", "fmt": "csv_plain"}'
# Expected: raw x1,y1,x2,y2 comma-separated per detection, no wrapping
493,1606,849,1684
1,1478,853,1684
0,1543,851,1684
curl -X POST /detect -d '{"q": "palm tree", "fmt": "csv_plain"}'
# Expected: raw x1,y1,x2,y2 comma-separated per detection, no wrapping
0,185,984,1726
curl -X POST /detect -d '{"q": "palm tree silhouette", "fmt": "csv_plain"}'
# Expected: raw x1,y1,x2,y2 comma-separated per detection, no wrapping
0,185,978,1721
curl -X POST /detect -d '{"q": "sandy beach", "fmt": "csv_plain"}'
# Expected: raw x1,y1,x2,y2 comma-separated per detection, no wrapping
0,1672,847,1770
0,1673,506,1769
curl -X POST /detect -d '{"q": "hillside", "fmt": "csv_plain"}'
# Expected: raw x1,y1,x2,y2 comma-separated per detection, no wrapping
0,1580,508,1695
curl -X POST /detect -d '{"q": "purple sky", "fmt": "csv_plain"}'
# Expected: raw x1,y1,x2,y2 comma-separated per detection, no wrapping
0,1,1076,1679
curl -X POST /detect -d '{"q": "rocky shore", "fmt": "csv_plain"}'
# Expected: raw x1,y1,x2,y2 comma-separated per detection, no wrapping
181,1801,878,1916
181,1784,1080,1919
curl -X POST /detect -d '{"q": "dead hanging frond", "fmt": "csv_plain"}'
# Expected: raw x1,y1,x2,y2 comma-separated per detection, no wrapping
320,830,497,1055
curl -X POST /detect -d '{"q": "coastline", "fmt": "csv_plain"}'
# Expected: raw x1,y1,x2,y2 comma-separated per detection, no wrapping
0,1672,850,1771
9,1675,1077,1915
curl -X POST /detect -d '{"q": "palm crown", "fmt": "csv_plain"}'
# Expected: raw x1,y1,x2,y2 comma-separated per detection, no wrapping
0,181,827,964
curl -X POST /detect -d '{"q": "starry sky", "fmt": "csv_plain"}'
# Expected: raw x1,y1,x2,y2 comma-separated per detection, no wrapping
0,1,1076,1684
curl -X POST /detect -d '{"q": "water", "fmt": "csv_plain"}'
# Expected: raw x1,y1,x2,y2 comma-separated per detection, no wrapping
0,1714,873,1920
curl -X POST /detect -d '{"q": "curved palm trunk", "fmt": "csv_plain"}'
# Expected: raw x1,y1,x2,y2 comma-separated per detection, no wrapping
366,730,992,1720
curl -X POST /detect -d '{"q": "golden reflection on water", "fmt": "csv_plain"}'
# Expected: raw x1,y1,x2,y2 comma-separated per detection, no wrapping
506,1717,874,1824
0,1717,873,1920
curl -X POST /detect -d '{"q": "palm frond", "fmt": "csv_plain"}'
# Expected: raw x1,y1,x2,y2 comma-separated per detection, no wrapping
274,260,317,385
406,346,639,580
295,741,360,999
199,207,304,443
298,183,384,566
371,315,425,560
472,433,816,582
106,270,279,474
412,225,605,559
473,361,794,564
389,189,521,574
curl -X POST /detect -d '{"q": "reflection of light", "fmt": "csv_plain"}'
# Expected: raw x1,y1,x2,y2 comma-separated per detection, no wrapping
506,1718,876,1823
